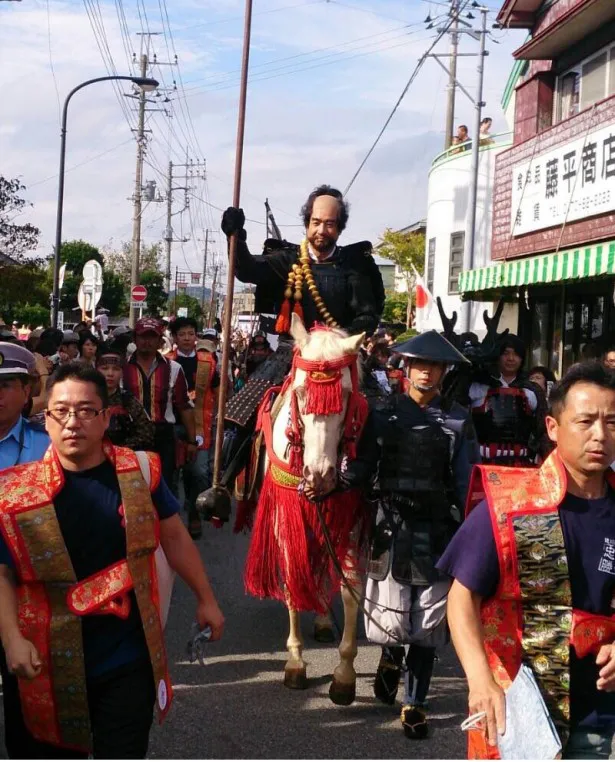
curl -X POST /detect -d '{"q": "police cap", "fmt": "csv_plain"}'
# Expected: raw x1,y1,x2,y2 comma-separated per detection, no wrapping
0,342,36,378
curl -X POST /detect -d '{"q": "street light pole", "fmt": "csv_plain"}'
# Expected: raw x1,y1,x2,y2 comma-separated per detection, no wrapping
51,74,158,329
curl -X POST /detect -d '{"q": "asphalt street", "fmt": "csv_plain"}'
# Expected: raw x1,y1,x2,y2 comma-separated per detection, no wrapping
148,521,468,759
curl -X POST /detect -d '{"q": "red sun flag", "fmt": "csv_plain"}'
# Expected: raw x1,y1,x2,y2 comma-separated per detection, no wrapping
415,284,429,309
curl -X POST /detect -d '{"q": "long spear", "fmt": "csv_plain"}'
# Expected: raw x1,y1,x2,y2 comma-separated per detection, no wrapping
199,0,253,522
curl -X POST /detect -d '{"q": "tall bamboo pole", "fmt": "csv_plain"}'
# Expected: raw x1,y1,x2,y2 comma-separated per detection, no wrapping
210,0,253,495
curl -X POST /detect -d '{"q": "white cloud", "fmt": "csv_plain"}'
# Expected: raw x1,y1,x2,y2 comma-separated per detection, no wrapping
1,0,526,281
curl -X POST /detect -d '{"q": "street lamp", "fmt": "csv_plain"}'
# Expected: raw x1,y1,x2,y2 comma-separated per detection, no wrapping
51,75,159,328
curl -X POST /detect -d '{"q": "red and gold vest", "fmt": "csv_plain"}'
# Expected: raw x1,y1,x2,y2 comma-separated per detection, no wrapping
466,451,615,759
168,349,217,450
0,443,173,753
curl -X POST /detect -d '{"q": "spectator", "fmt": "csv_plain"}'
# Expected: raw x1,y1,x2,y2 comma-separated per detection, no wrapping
603,343,615,370
78,330,99,367
456,124,470,151
529,365,557,399
479,116,494,145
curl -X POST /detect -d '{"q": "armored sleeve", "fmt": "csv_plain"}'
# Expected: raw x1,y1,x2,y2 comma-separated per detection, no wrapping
346,254,384,337
234,238,294,286
123,394,155,452
451,407,480,507
339,409,382,489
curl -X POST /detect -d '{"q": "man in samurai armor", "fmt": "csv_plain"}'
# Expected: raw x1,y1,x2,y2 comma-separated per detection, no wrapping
202,184,384,520
467,334,547,466
341,330,480,740
440,361,615,760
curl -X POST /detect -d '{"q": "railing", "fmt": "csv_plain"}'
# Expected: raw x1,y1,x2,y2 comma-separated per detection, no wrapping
430,131,513,169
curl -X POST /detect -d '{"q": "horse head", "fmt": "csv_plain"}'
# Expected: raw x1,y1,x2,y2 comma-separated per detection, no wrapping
285,313,365,496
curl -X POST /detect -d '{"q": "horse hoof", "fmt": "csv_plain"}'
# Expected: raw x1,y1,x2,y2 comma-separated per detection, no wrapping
329,678,356,706
284,667,308,690
313,624,335,643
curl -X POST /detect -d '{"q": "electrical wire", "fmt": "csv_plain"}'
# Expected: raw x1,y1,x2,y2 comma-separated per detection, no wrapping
46,0,62,127
344,0,472,194
174,0,326,34
29,138,135,188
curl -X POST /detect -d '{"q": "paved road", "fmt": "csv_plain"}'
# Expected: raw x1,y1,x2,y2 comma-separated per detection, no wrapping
149,522,468,759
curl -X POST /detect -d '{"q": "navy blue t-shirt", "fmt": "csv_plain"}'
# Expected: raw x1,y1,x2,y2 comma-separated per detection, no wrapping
438,491,615,730
0,460,179,678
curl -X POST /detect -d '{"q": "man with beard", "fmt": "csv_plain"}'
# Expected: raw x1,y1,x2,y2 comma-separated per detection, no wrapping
341,330,479,740
468,334,547,466
204,185,384,520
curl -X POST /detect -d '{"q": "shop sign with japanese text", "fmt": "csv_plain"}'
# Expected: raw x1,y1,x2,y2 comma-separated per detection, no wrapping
510,124,615,235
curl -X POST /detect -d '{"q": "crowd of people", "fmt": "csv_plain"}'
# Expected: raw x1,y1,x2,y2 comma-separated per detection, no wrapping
2,182,615,760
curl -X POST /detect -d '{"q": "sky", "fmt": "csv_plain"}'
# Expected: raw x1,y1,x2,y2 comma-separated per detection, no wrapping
1,0,527,287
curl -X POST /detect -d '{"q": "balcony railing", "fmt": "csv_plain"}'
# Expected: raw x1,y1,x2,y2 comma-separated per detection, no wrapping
430,131,513,169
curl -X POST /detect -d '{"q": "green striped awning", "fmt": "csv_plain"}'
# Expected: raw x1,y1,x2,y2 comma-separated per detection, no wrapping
459,241,615,295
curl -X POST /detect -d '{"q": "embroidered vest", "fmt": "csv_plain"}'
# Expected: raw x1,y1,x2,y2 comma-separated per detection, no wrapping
168,349,216,449
0,443,173,753
465,451,615,760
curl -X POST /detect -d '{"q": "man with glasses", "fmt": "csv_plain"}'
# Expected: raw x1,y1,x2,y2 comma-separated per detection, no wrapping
0,362,224,758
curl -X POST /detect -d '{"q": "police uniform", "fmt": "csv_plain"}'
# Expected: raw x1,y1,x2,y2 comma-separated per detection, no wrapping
341,331,479,740
0,342,49,471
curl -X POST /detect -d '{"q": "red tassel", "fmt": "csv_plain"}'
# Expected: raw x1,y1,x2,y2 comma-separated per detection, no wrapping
244,471,368,613
292,301,304,323
304,376,343,416
275,299,291,333
211,518,224,529
233,498,257,534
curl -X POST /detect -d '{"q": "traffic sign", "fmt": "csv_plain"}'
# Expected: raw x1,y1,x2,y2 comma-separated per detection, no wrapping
131,301,148,309
131,285,148,302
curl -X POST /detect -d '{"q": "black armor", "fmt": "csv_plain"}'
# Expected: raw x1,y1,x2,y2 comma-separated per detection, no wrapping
235,238,385,336
472,385,535,447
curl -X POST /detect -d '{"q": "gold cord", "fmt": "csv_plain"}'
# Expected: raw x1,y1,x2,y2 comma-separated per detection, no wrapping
283,240,339,328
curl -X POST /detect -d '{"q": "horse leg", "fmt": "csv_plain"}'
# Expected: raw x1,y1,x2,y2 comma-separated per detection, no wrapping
329,579,361,706
284,607,308,690
314,611,335,643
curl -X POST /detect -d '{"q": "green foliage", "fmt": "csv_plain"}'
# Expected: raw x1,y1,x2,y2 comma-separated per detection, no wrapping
382,292,409,324
59,239,103,271
377,228,425,279
394,328,418,343
0,177,40,259
14,303,50,328
0,262,50,325
103,241,163,284
173,293,203,322
140,270,168,318
101,270,126,316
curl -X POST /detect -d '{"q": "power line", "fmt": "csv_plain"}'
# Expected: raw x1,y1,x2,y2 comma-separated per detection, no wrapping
29,138,135,188
344,0,472,194
45,0,62,127
174,0,325,34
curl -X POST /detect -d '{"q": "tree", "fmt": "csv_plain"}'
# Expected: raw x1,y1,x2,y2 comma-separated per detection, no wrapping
56,240,103,311
140,270,167,318
0,262,50,325
377,228,426,328
102,270,126,316
103,241,163,283
0,177,40,259
14,303,50,328
173,293,203,322
382,292,409,324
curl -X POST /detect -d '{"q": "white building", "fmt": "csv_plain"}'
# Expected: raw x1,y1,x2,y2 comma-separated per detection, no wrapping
421,133,513,336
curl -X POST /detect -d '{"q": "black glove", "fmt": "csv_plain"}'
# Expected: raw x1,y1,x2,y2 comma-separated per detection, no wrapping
221,207,245,237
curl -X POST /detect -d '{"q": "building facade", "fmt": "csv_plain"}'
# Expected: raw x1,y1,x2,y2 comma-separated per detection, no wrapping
460,0,615,375
423,134,513,335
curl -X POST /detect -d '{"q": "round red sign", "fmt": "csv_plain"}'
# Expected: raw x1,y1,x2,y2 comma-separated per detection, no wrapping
131,285,148,302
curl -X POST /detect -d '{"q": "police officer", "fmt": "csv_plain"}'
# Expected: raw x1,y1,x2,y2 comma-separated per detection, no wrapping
0,342,49,471
341,330,479,740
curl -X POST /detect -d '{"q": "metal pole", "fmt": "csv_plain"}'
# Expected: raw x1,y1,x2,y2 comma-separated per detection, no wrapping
208,265,218,328
444,0,459,151
211,0,253,492
129,54,148,329
461,7,488,333
51,74,157,329
164,161,173,294
173,266,178,316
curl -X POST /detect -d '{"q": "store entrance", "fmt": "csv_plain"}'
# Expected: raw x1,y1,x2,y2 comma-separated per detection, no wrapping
524,279,615,377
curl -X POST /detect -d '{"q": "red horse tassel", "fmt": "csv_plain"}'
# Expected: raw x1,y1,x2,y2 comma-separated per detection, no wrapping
244,469,365,613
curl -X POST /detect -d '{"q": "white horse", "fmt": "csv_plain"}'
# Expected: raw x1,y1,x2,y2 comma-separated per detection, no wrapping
244,314,368,705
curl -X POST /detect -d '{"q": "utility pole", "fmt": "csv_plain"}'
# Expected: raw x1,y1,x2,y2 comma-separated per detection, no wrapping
208,264,218,328
462,6,488,333
129,52,147,328
201,229,209,313
164,160,173,294
444,0,459,150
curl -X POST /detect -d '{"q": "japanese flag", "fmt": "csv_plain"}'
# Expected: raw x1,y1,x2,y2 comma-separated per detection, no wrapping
411,264,433,331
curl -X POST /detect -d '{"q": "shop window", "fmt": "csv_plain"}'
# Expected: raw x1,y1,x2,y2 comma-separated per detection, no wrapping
427,238,436,294
558,71,580,121
448,232,464,294
556,44,615,124
609,48,615,97
530,301,551,368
